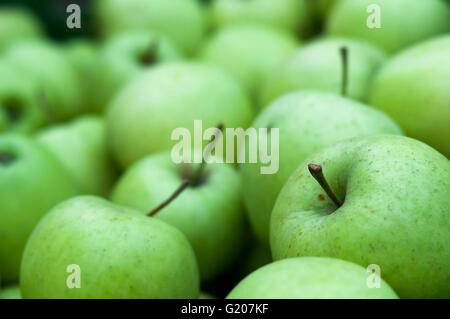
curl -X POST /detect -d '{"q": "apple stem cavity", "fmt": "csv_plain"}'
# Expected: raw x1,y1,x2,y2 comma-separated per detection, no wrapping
339,46,349,97
308,163,343,208
0,152,16,165
139,40,159,65
191,123,224,186
148,179,190,217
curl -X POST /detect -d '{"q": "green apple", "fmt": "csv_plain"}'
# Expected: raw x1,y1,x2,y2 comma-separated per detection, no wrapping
0,7,43,52
64,39,99,113
107,62,253,168
111,151,246,282
227,257,398,299
241,91,403,245
210,0,309,34
0,133,79,283
20,196,199,298
0,61,47,133
36,116,117,196
327,0,450,54
94,0,205,55
369,35,450,158
92,31,182,113
0,285,21,299
271,135,450,298
3,41,82,122
200,24,299,100
260,38,386,107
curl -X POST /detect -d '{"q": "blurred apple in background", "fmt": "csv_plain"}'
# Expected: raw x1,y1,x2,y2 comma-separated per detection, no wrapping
200,24,299,104
94,0,205,55
260,38,386,107
92,31,182,113
327,0,450,54
370,35,450,158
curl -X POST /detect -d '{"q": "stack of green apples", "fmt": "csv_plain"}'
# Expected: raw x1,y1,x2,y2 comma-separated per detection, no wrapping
0,0,449,300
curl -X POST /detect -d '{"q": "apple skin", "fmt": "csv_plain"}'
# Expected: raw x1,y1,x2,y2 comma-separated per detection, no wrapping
0,62,47,133
327,0,450,54
36,116,118,197
94,0,205,55
92,31,182,113
200,24,299,100
369,35,450,158
260,38,386,107
107,62,253,168
0,285,21,299
64,39,98,113
0,7,43,52
210,0,309,34
0,133,79,283
3,41,82,122
227,257,398,299
20,196,200,298
271,135,450,298
242,91,403,245
111,151,246,282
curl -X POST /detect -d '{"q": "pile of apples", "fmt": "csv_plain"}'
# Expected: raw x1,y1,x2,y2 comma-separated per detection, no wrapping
0,0,449,299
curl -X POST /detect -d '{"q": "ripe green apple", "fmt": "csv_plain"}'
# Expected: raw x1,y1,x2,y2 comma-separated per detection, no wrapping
20,196,199,298
210,0,309,34
94,0,205,55
260,38,386,107
111,151,246,282
200,24,299,100
271,135,450,298
241,91,403,245
64,39,98,113
36,116,117,196
0,133,79,283
0,61,47,133
327,0,450,54
0,285,21,299
369,35,450,158
92,31,182,113
107,62,253,168
227,257,398,299
3,41,82,122
0,7,43,52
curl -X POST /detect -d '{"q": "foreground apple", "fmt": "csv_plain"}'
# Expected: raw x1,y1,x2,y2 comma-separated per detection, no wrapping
209,0,309,34
242,91,403,245
0,62,46,132
327,0,450,53
200,24,298,100
20,196,199,298
111,151,246,282
369,35,450,158
271,135,450,298
227,257,398,299
260,38,386,106
94,0,205,55
107,62,253,168
0,134,79,283
0,7,43,52
36,116,117,196
3,41,82,122
92,31,182,112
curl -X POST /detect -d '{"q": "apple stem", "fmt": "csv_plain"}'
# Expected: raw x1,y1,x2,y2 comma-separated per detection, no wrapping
191,123,224,185
148,179,190,217
308,163,343,208
139,39,159,65
340,46,349,97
